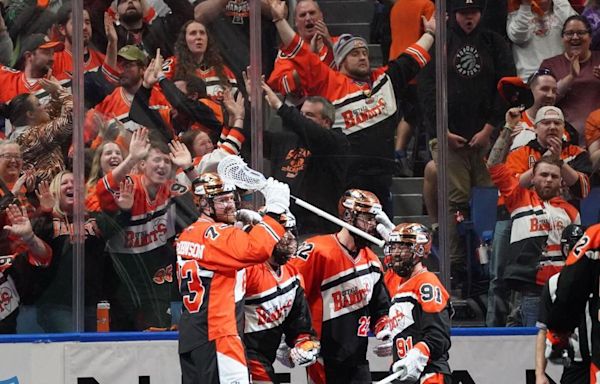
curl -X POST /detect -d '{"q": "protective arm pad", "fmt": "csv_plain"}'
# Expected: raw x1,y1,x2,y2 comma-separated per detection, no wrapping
545,330,574,367
373,315,392,341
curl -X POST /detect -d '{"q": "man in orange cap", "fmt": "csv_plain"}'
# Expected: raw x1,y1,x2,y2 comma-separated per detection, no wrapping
0,34,66,105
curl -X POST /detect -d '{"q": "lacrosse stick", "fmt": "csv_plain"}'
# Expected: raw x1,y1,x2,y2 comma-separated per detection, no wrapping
218,155,385,247
374,368,406,384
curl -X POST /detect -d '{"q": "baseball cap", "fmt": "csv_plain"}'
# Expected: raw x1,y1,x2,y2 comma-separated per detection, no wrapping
534,106,564,124
332,34,369,68
16,33,64,67
451,0,484,12
117,45,148,65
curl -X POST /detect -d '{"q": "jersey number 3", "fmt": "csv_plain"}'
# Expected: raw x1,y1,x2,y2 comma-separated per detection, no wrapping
181,261,206,313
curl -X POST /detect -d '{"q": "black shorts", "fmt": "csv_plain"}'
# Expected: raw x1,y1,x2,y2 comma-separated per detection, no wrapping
180,335,250,384
561,361,590,384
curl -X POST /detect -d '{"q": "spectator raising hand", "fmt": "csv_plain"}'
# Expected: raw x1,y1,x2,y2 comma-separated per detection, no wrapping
168,140,193,170
3,204,33,240
311,20,333,52
107,127,151,184
242,66,265,104
35,180,54,213
142,49,165,89
129,127,151,162
115,178,135,212
261,80,283,110
222,88,245,127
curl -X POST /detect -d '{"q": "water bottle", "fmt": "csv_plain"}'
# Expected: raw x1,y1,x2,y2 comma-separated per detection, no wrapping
477,231,493,265
477,242,489,264
97,301,110,332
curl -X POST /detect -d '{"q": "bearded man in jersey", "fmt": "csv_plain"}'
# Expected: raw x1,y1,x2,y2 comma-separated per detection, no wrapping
267,0,435,216
290,189,391,384
374,223,452,384
243,211,320,384
0,34,64,105
486,106,580,327
175,172,290,384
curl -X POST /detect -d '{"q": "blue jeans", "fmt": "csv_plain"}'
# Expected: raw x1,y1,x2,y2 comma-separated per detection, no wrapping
16,305,44,333
486,219,511,326
520,294,541,327
37,304,97,332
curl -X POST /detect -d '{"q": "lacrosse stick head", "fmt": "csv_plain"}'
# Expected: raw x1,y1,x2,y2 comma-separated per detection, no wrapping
217,155,267,191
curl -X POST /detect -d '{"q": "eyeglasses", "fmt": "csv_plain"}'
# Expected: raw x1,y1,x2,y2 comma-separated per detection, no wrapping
527,68,556,85
563,30,590,38
0,154,22,161
118,60,141,69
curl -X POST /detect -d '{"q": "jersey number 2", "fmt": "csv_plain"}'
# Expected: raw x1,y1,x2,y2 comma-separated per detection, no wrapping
357,316,371,337
181,261,205,313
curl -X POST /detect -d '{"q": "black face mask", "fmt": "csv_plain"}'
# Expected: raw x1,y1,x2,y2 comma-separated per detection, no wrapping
272,230,298,266
272,248,291,266
386,242,418,278
393,257,416,278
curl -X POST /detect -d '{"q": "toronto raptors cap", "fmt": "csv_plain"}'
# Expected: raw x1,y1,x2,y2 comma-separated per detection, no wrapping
534,106,564,124
452,0,483,12
333,34,369,68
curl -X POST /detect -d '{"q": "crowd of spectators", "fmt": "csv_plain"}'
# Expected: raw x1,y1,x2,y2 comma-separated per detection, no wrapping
0,0,599,335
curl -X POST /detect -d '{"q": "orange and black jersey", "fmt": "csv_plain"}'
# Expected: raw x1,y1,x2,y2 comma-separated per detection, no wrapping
490,163,580,291
52,48,119,84
497,116,581,213
175,216,285,353
0,239,52,331
547,224,600,378
162,56,239,103
539,273,592,365
244,262,314,376
0,66,71,104
267,36,338,99
506,139,592,199
384,269,451,376
85,87,142,144
289,234,391,364
96,173,195,320
279,34,429,175
130,79,225,143
96,172,191,254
